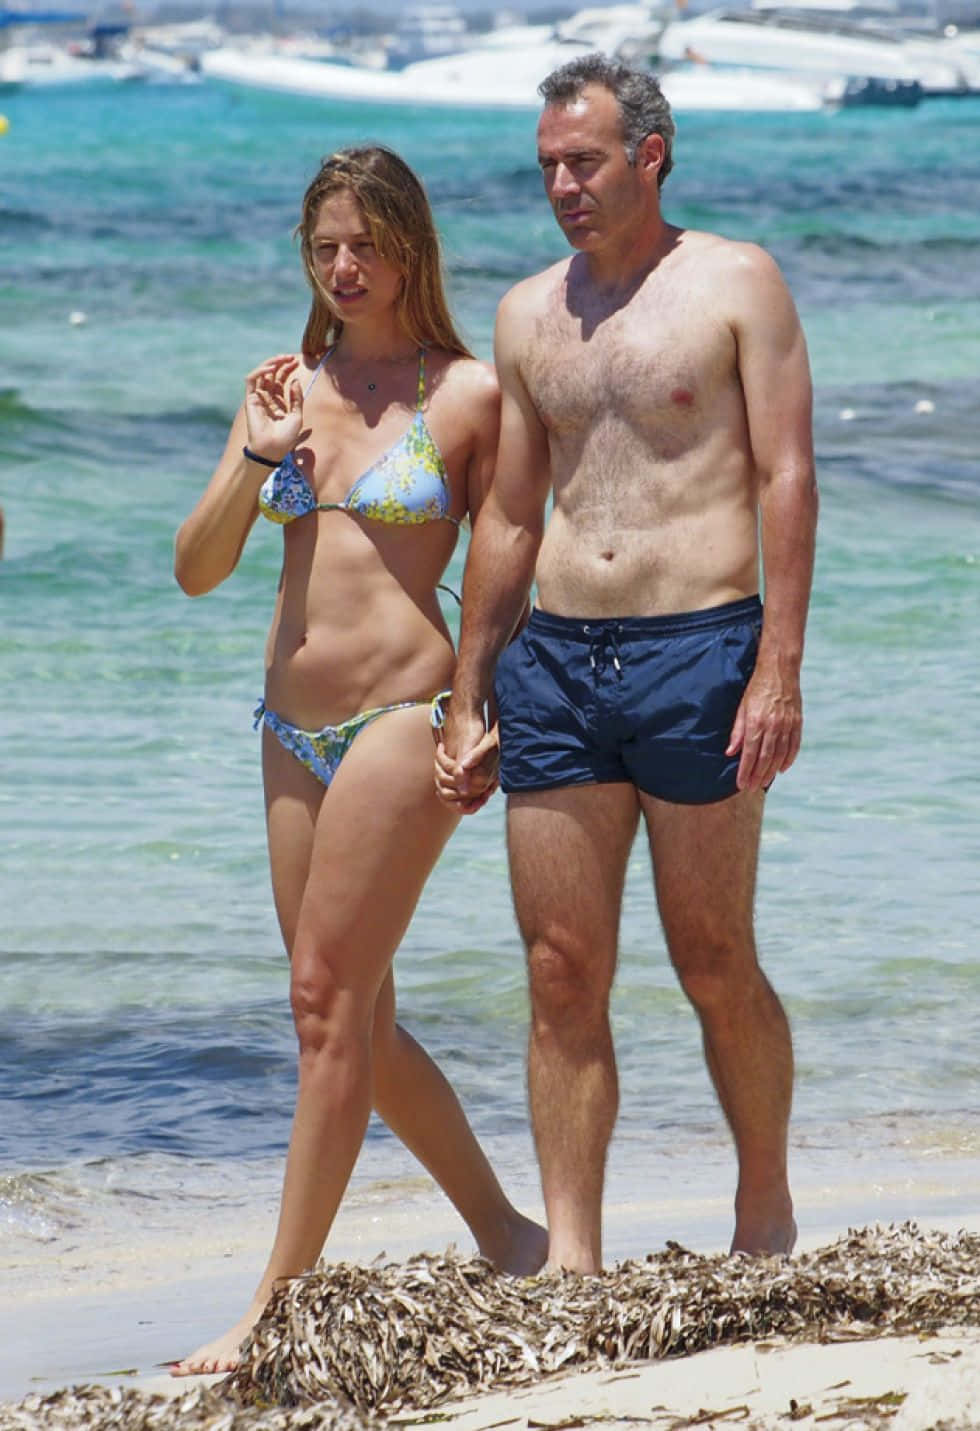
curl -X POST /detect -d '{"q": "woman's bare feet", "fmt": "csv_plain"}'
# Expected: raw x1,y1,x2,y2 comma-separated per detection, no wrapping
483,1209,549,1276
170,1211,546,1378
169,1305,263,1377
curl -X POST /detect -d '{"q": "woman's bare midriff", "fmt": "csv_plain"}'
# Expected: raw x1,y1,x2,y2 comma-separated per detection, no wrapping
263,518,458,726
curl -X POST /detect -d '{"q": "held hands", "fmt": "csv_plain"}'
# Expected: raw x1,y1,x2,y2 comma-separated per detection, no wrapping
434,702,501,815
245,355,306,461
726,647,803,793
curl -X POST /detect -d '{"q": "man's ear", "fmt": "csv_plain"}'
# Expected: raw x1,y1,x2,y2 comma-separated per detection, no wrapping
637,132,666,184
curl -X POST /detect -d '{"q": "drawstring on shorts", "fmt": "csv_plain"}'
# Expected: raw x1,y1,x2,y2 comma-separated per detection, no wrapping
583,623,623,677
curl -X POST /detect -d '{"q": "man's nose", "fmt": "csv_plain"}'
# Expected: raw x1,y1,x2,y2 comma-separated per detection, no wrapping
551,163,579,198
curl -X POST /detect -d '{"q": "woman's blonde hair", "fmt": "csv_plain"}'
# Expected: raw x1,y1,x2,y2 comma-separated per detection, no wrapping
297,145,471,360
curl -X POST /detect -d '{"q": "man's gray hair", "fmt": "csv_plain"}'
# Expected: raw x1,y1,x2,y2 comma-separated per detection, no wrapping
538,53,675,187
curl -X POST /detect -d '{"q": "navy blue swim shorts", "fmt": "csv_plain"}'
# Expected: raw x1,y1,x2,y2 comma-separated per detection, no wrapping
494,596,763,804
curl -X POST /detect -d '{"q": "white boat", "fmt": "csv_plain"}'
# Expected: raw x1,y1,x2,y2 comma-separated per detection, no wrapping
0,12,198,87
406,35,843,109
0,39,146,86
199,0,847,115
555,3,671,63
749,0,980,90
656,7,970,92
132,16,225,58
663,61,829,107
897,30,980,88
200,38,842,112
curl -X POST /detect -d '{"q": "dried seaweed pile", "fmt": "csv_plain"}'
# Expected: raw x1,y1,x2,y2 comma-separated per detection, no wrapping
0,1384,375,1431
225,1221,979,1414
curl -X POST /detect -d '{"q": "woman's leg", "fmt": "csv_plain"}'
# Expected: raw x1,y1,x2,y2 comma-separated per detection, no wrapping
173,706,541,1375
170,725,323,1375
372,971,545,1273
263,704,481,1283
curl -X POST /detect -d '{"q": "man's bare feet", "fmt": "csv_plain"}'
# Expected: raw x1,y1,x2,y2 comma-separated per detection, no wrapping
169,1308,260,1377
731,1210,797,1257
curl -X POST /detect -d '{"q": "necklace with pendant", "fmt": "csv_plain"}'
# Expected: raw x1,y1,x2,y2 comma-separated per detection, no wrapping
348,351,416,394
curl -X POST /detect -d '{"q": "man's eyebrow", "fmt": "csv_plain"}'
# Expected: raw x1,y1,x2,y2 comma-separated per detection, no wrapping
538,148,600,165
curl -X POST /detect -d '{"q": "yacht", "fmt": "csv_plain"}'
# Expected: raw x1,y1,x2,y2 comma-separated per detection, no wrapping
555,3,670,63
201,37,837,112
0,30,147,86
0,10,195,86
201,0,885,113
656,6,970,91
749,0,980,88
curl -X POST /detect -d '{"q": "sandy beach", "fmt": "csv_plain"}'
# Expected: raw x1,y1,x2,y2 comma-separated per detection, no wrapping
49,1328,971,1431
2,1181,977,1431
432,1328,980,1430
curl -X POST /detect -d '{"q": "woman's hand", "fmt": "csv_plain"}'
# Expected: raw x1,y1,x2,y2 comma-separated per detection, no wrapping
434,707,500,815
244,355,305,460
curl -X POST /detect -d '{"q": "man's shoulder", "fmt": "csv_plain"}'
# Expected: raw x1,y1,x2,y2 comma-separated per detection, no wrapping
680,229,786,289
497,257,569,326
665,231,792,329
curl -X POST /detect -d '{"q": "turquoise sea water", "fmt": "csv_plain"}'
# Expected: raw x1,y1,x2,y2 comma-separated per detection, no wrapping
1,80,979,1275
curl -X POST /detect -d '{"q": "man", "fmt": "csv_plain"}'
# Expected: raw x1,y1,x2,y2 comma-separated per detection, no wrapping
437,53,817,1272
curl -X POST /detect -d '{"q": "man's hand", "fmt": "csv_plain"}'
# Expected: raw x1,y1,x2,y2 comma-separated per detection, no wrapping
726,650,802,792
434,704,500,815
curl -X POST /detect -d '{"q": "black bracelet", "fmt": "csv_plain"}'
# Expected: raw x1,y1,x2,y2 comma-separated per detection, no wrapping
243,445,281,468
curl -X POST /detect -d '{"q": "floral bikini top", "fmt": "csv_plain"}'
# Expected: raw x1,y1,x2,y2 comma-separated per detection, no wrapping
257,348,459,528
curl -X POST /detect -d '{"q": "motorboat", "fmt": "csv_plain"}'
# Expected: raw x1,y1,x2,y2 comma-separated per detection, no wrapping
0,38,145,86
0,11,190,86
197,0,933,114
749,0,980,89
656,7,971,92
554,3,672,63
201,38,846,113
199,0,842,114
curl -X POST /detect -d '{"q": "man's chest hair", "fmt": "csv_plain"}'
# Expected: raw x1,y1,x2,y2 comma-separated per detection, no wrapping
523,300,721,435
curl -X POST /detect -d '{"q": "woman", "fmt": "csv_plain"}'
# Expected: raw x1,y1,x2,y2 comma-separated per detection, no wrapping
172,145,545,1375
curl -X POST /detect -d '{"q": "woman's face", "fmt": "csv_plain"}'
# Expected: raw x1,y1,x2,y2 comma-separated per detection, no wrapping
309,190,403,324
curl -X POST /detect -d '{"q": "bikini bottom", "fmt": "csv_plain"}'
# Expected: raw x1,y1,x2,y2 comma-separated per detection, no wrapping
255,690,451,788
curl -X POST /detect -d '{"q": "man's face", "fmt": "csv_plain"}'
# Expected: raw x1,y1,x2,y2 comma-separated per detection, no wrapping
536,84,647,252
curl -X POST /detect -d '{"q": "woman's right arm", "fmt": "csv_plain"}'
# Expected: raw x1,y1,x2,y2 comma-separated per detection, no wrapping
174,355,303,596
174,406,268,596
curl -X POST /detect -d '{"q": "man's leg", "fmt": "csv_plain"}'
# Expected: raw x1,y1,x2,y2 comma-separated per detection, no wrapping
641,789,796,1255
507,783,640,1272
